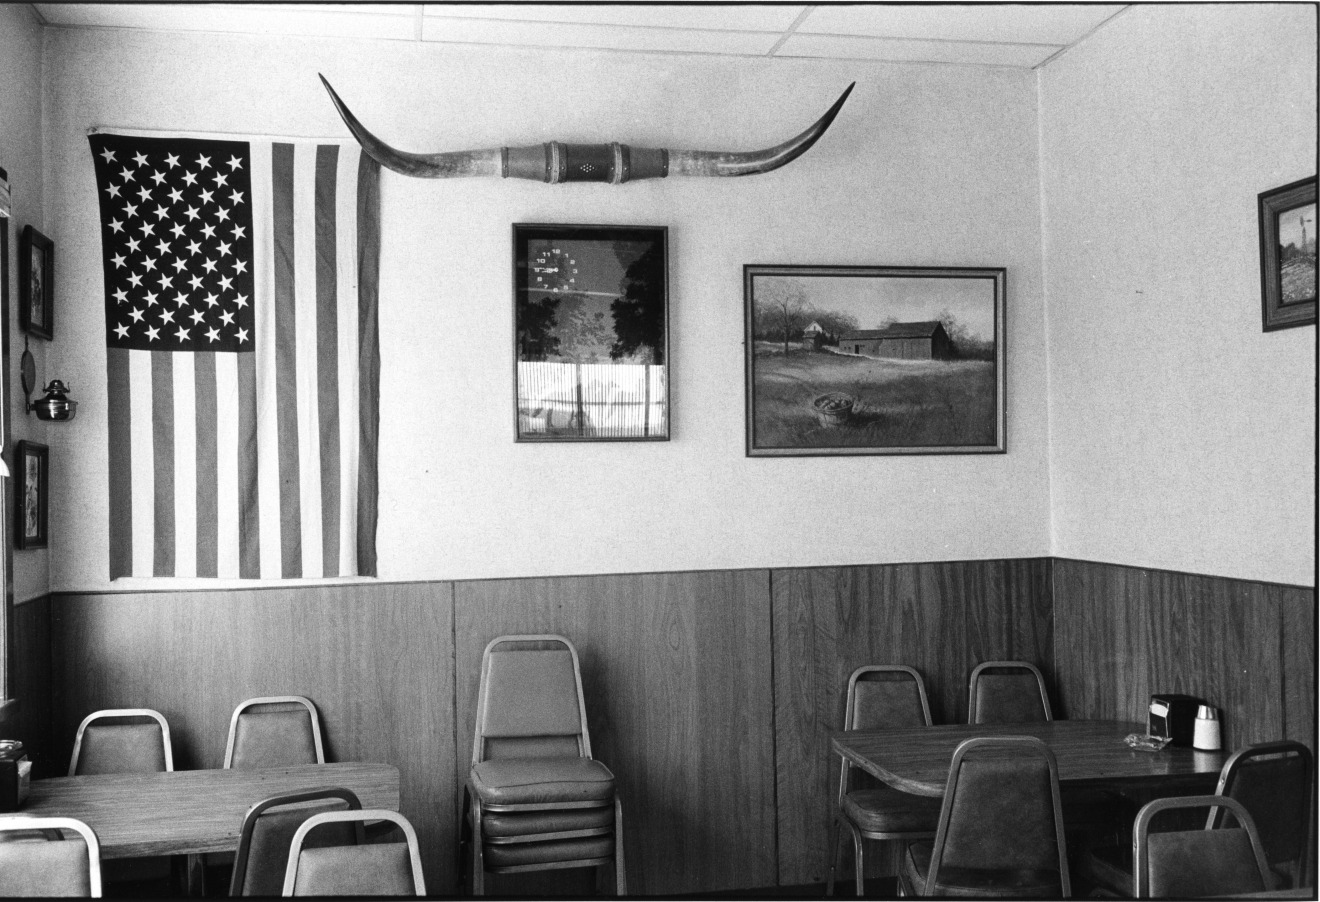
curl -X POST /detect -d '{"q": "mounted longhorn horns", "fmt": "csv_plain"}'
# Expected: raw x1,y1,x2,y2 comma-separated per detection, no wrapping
319,75,854,185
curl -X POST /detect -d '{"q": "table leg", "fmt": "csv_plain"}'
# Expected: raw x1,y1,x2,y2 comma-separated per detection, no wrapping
187,852,207,896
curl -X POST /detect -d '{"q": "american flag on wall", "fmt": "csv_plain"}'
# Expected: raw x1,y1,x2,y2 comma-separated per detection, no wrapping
88,132,380,579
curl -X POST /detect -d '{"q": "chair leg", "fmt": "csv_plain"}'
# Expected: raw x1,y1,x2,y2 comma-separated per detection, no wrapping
850,825,866,897
613,795,627,895
470,795,486,896
826,817,842,896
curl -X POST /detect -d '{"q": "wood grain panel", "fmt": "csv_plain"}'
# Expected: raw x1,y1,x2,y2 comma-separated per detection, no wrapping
454,570,775,896
1052,559,1314,751
770,559,1055,887
48,583,454,890
8,597,51,776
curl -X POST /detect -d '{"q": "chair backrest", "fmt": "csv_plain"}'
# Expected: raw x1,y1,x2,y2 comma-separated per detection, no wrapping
224,696,325,769
1209,740,1313,874
282,809,426,896
967,661,1052,724
925,736,1070,897
1134,795,1271,898
0,816,103,897
69,709,173,776
229,788,363,897
472,634,591,764
838,665,933,799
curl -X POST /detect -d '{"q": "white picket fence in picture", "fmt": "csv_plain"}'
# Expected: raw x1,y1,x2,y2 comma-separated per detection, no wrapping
517,361,667,438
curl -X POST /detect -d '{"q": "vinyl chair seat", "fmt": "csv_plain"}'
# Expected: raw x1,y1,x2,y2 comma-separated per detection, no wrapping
904,841,1066,899
484,835,616,869
483,806,615,839
840,787,942,834
470,756,615,808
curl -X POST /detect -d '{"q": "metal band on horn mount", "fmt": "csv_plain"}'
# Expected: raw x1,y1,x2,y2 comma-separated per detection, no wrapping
319,75,854,184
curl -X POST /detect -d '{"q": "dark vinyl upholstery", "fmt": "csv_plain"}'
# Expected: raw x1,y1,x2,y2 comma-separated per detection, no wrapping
74,723,168,775
230,790,361,897
229,708,320,769
291,843,417,895
1210,741,1313,882
968,664,1051,724
903,737,1069,898
1134,796,1271,898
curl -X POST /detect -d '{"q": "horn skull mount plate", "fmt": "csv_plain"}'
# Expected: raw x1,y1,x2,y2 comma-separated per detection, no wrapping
319,75,854,185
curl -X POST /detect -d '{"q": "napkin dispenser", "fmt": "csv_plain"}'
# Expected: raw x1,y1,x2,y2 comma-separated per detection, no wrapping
1148,694,1202,747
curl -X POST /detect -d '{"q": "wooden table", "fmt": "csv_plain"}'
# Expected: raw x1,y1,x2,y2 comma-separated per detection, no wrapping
16,762,400,858
832,720,1228,798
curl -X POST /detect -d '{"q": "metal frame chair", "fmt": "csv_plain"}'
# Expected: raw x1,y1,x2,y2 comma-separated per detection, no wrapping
1209,740,1314,888
0,815,103,897
906,736,1071,898
967,660,1052,723
69,708,174,776
463,634,625,895
229,787,363,896
223,696,325,769
1133,795,1271,898
282,809,426,896
827,665,939,897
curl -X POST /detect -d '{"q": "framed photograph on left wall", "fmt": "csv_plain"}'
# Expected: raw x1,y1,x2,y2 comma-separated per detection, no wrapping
513,223,669,441
19,225,53,340
14,441,47,550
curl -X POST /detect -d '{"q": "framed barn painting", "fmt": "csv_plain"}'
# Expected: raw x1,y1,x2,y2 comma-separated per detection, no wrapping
744,265,1006,456
19,225,53,340
513,223,669,442
14,441,48,549
1258,176,1317,332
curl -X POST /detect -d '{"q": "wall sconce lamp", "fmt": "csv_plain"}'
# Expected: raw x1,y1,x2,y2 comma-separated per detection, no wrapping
20,341,78,422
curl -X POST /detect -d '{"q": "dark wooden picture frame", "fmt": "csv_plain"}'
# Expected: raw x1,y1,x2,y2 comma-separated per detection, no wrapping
15,440,47,550
19,225,53,340
1258,176,1317,332
744,265,1006,456
513,223,669,442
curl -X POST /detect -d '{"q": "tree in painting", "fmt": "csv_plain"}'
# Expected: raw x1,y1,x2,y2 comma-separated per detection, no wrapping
610,242,665,364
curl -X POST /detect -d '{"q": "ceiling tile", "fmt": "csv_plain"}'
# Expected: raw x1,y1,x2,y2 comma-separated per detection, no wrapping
775,34,1060,69
422,4,807,32
421,17,781,56
799,5,1124,46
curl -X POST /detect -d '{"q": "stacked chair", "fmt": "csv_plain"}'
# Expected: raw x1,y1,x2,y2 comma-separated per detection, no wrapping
461,634,625,895
0,815,103,897
827,665,942,896
901,736,1071,897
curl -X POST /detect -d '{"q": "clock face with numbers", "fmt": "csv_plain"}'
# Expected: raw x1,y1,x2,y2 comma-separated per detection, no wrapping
530,246,578,294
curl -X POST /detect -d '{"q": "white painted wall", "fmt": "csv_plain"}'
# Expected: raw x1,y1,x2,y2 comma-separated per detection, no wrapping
1,4,51,604
42,28,1052,590
1040,5,1317,586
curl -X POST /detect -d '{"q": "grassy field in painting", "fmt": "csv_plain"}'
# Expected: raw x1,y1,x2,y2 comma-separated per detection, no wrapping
751,344,997,449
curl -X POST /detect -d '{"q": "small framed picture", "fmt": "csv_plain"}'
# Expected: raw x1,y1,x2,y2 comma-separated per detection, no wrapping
19,225,53,340
1258,176,1317,332
744,265,1006,456
15,441,48,550
513,223,669,441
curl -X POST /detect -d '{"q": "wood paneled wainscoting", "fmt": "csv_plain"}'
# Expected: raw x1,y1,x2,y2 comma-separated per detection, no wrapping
8,559,1313,896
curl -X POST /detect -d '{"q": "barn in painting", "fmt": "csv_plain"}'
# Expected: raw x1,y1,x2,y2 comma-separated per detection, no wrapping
837,321,955,360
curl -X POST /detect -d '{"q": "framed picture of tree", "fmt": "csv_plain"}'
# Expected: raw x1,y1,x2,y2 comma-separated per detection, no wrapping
513,224,669,442
744,265,1006,456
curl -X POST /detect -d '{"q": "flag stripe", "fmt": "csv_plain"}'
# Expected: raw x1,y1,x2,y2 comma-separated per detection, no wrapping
250,141,281,579
335,146,361,576
356,153,381,576
129,350,155,578
107,347,134,579
151,351,176,576
172,352,198,578
293,147,323,578
271,143,302,578
237,350,261,578
194,352,219,577
215,352,240,578
315,144,342,576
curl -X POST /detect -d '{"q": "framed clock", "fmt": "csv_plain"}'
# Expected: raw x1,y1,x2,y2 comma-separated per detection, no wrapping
513,223,669,442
